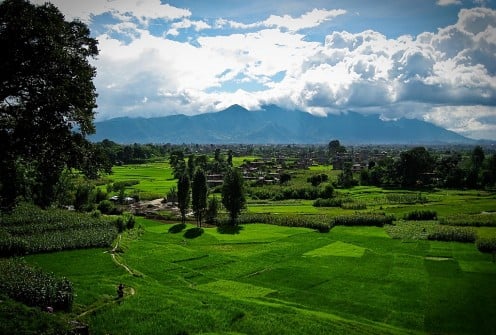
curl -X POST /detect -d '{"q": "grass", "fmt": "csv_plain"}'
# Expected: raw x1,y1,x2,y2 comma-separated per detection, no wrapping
5,162,495,334
17,217,496,334
105,161,176,199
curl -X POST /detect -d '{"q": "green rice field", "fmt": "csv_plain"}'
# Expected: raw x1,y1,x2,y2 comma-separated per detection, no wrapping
24,218,496,334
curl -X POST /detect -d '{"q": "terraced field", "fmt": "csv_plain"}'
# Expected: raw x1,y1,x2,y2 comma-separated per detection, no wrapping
25,218,496,334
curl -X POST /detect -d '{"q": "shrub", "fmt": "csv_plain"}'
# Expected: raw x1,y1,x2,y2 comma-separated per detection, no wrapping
115,217,125,233
0,259,73,311
313,198,342,207
307,174,328,186
341,202,367,210
476,237,496,253
333,214,393,227
427,226,476,243
94,188,107,203
0,229,28,256
98,200,115,214
216,213,331,233
404,210,437,221
111,180,140,191
124,214,136,230
440,214,496,227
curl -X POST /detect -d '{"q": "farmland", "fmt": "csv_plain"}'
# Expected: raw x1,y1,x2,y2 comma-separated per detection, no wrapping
23,218,496,334
0,157,494,334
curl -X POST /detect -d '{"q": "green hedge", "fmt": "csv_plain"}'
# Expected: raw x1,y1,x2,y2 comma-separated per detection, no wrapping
332,214,394,227
217,213,331,232
440,214,496,227
404,210,437,221
427,226,476,243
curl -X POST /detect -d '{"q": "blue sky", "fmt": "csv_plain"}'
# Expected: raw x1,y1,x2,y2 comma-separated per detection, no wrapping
34,0,496,139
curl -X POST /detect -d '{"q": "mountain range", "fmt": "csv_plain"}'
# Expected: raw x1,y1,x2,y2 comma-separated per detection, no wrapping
91,104,475,144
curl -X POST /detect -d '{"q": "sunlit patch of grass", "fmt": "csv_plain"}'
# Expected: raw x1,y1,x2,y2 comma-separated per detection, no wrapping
196,279,276,298
303,241,366,258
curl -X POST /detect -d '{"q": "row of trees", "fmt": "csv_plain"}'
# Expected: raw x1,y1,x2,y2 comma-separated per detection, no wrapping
356,146,496,189
175,167,246,227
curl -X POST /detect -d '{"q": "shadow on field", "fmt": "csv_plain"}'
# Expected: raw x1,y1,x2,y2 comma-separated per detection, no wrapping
168,223,186,234
217,225,243,235
184,227,204,239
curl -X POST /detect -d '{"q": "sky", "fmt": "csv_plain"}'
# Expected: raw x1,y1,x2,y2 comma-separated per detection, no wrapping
32,0,496,140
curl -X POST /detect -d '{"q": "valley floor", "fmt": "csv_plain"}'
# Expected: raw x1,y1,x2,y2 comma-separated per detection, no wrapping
26,218,496,335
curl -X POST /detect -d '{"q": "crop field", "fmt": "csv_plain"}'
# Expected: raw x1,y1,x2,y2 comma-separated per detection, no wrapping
24,218,496,334
106,162,177,199
2,160,496,334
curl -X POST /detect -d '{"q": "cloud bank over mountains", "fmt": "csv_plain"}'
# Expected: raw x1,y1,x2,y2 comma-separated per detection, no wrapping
33,1,496,139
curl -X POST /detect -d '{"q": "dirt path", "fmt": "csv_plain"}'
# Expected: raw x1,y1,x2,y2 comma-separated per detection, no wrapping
77,235,137,319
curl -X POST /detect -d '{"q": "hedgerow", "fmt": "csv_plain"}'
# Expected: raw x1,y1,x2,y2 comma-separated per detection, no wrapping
332,214,394,227
217,213,331,232
440,214,496,227
0,259,73,311
427,225,476,243
248,184,334,201
404,210,437,221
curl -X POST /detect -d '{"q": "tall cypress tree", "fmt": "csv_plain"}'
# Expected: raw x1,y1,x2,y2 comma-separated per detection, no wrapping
192,169,208,227
221,168,246,226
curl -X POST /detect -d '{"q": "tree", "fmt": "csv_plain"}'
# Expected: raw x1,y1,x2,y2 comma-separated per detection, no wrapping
205,196,219,224
187,154,196,179
0,0,99,209
169,150,185,179
471,146,485,171
177,174,190,224
397,147,434,188
337,162,356,188
279,172,292,185
227,150,233,166
328,140,346,158
221,168,246,225
192,169,208,227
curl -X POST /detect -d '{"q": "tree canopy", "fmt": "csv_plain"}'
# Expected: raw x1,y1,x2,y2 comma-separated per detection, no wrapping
192,169,208,227
221,168,246,225
0,0,99,209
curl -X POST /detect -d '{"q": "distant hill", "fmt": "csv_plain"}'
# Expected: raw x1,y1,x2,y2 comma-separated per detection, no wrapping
91,104,475,144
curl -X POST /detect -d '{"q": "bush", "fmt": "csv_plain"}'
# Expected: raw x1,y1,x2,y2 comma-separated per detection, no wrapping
216,213,331,233
440,214,496,227
307,174,328,186
427,226,476,243
341,202,367,210
111,180,140,191
125,214,136,230
114,214,136,232
0,259,73,311
333,214,393,227
98,200,115,214
476,237,496,253
0,229,28,256
313,198,342,207
404,210,437,221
